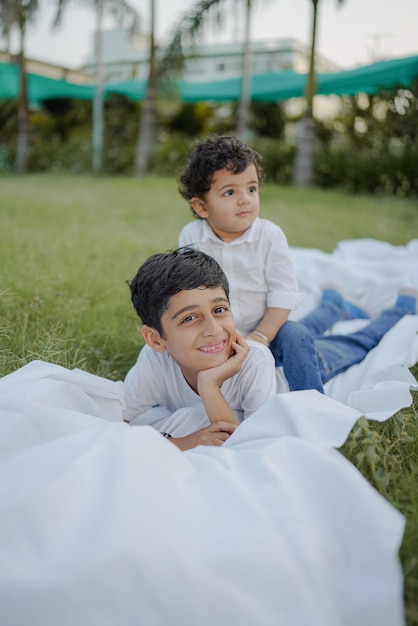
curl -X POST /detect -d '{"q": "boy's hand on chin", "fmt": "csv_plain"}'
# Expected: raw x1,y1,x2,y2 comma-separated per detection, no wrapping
197,333,249,390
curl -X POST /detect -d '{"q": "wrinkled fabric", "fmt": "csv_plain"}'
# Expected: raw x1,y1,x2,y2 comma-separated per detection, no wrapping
0,363,405,626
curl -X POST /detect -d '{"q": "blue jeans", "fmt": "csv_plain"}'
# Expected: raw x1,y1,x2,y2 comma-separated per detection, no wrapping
269,301,407,393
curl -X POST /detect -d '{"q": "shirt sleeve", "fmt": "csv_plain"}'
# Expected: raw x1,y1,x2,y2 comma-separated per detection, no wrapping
179,222,198,247
123,348,165,423
238,342,277,419
264,224,302,311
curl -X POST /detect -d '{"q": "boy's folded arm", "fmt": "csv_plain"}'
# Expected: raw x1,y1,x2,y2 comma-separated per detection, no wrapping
171,421,238,450
198,382,240,426
196,334,248,426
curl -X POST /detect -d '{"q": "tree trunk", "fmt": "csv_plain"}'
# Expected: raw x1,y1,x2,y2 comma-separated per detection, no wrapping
134,0,158,177
292,113,316,187
292,0,319,187
305,0,319,115
15,29,30,173
92,0,105,173
236,0,252,140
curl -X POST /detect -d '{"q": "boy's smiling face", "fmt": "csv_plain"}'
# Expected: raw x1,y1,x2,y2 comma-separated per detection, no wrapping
144,286,237,391
190,164,260,242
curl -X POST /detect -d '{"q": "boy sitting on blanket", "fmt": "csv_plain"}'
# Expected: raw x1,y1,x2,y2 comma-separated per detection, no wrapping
178,134,310,391
123,247,417,450
179,134,402,394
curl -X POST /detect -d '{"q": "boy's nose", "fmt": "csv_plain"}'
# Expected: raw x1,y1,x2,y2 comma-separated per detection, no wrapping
238,191,250,205
202,316,222,336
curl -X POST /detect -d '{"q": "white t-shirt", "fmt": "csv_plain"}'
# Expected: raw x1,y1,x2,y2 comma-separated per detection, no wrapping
123,340,277,425
179,217,302,336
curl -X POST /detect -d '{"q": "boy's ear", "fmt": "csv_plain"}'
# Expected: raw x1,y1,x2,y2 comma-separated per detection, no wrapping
141,325,167,353
190,197,208,219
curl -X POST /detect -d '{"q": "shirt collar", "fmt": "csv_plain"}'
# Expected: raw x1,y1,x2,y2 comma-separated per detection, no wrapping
200,217,260,245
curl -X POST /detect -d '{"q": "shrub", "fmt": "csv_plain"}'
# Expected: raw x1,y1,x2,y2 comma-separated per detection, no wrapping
251,137,296,185
148,134,193,176
315,144,418,196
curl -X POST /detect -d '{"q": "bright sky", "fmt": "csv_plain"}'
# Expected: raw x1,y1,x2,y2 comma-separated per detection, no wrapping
10,0,418,70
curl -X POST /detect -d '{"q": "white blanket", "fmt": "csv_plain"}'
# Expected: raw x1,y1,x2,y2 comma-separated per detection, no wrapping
0,238,417,626
0,362,406,626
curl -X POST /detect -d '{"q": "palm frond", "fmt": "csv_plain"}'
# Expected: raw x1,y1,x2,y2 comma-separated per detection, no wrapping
53,0,140,33
161,0,232,76
103,0,141,32
0,0,39,34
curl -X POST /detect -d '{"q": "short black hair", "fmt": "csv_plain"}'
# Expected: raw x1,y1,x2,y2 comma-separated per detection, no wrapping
178,135,264,214
128,247,230,336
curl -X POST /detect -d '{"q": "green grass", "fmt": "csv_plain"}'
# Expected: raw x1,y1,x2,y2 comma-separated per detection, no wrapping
1,174,418,622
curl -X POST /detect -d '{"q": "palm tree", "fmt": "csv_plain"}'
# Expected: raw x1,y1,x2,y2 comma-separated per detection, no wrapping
162,0,253,140
164,0,347,184
134,0,157,177
0,0,39,173
54,0,140,173
292,0,345,187
92,0,105,173
236,0,252,139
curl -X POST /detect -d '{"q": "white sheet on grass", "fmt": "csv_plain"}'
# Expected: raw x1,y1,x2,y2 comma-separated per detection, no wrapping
0,362,406,626
0,238,417,626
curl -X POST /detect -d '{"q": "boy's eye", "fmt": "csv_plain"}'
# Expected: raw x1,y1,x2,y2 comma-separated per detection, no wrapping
214,306,228,314
223,189,234,197
248,185,258,193
181,314,196,324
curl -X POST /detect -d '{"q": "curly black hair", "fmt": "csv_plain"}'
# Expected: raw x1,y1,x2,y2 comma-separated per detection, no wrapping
178,135,264,212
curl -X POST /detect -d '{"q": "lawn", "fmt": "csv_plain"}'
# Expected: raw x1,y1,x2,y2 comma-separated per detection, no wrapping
1,174,418,622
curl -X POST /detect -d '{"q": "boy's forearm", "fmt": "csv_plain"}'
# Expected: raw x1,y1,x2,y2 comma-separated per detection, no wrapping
198,382,240,426
248,307,290,344
195,334,247,426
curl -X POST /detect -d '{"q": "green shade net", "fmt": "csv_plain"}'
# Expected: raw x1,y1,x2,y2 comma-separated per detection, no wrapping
1,55,417,104
0,62,94,104
178,55,418,102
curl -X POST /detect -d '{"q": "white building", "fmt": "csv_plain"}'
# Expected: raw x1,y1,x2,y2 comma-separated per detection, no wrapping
81,27,339,85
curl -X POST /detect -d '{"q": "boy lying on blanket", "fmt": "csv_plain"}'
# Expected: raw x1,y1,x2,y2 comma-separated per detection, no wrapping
123,247,417,450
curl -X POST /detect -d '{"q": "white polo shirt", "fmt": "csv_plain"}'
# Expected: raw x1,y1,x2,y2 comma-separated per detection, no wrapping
179,217,302,336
